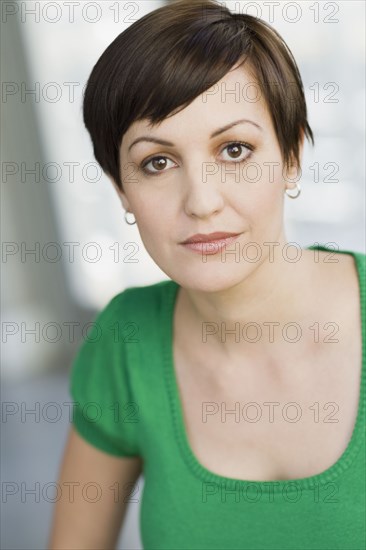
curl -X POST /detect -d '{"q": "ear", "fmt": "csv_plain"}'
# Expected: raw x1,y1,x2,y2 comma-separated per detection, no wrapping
107,176,132,212
298,128,305,161
284,130,305,187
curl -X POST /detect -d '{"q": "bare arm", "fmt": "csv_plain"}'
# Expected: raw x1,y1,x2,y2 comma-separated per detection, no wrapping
48,425,143,549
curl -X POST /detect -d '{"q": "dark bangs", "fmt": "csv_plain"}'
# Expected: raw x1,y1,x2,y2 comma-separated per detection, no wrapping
83,0,314,191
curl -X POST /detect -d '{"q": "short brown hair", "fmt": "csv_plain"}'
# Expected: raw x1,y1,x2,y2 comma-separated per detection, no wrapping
83,0,314,192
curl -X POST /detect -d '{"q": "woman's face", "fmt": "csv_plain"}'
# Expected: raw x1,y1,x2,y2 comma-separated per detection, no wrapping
117,63,302,292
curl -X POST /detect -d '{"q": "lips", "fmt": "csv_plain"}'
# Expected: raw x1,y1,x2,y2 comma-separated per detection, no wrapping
181,232,241,244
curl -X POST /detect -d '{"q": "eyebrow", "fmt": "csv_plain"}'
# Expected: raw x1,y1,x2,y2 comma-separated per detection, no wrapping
127,118,262,152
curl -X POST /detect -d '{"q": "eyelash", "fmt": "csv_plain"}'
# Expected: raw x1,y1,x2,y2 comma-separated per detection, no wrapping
140,141,255,176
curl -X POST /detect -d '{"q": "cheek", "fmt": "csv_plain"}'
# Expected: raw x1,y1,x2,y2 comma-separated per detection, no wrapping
131,186,179,229
253,139,285,185
237,163,285,227
135,205,167,242
256,155,286,207
233,162,284,214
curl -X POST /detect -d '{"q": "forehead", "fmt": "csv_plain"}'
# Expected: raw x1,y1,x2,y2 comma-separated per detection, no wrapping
122,64,271,146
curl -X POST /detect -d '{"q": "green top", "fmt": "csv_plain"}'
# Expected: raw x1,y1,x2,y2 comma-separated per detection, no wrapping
70,244,366,549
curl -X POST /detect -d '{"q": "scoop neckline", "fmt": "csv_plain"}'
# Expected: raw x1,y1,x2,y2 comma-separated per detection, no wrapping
163,244,366,492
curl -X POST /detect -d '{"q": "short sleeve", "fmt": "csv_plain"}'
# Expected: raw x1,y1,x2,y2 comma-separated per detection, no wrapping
69,293,140,457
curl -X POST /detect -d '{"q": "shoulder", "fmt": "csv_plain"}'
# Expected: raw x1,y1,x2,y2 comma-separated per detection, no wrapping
304,246,365,284
98,279,175,322
81,279,176,349
302,246,365,320
69,279,174,364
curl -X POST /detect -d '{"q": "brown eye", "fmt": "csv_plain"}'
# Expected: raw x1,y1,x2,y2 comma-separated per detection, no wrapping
220,141,253,163
227,143,242,158
151,157,168,171
141,155,176,175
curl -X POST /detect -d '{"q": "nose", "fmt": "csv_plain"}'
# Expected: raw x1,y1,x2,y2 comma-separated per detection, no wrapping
182,161,225,219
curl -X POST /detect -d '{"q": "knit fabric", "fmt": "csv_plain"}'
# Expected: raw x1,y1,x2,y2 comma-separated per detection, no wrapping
70,244,366,549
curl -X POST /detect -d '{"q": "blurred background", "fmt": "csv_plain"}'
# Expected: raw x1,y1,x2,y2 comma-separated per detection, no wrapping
1,0,365,548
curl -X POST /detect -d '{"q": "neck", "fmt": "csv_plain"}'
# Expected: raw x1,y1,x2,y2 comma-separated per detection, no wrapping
177,245,314,362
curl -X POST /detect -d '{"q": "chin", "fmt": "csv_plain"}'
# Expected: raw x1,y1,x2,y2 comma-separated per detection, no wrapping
168,265,249,294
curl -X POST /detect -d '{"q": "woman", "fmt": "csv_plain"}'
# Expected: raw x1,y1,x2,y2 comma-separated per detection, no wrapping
48,1,365,548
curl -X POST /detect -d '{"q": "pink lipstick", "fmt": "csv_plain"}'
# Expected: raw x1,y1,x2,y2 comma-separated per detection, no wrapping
180,232,241,255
